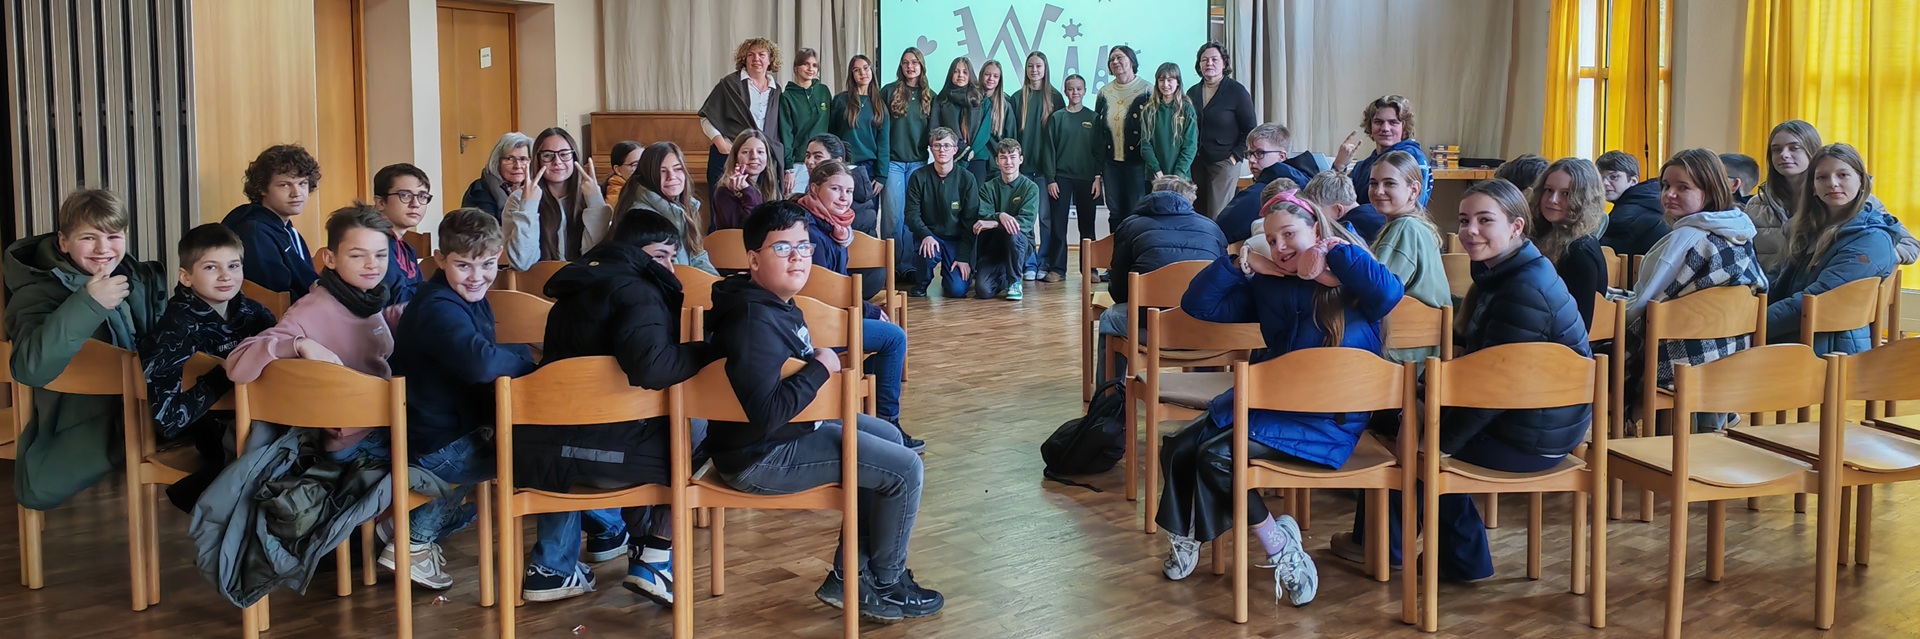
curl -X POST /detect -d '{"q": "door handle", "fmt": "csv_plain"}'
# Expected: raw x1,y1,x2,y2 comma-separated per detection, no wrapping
459,134,478,154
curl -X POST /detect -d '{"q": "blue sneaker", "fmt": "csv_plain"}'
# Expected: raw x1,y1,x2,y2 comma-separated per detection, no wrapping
584,530,628,564
623,545,673,607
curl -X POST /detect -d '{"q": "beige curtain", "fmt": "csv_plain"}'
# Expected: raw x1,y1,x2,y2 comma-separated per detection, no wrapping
603,0,876,111
1232,0,1548,161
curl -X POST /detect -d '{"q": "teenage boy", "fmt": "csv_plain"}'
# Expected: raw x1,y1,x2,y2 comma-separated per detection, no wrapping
1300,171,1378,241
515,209,723,606
4,189,167,510
707,202,942,623
141,224,277,511
904,127,983,298
1718,152,1760,206
1215,123,1311,245
373,163,433,306
223,144,323,300
1597,149,1668,256
387,208,537,590
1096,176,1227,382
975,139,1040,300
1039,74,1108,281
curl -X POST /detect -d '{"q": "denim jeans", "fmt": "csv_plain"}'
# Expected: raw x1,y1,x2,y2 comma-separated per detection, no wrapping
1350,434,1566,580
1045,177,1100,275
526,419,709,574
1022,171,1052,275
720,414,922,583
1095,303,1130,383
914,234,972,298
863,318,906,423
885,160,927,274
411,432,495,545
1102,159,1147,229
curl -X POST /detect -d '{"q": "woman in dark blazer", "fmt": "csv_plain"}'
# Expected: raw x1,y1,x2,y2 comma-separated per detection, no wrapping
1186,42,1257,219
698,38,784,201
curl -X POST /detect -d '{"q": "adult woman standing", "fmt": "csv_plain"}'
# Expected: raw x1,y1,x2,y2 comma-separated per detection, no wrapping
1187,43,1256,219
1526,157,1609,327
880,47,936,276
1096,45,1153,227
779,48,833,194
698,38,783,201
1335,95,1432,207
829,55,890,189
611,141,716,275
500,127,612,271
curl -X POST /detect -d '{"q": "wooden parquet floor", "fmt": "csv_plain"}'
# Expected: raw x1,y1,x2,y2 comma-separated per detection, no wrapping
4,254,1920,638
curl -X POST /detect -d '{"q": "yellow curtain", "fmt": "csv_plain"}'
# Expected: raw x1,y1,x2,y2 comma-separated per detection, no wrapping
1602,0,1663,169
1541,0,1580,160
1743,0,1920,284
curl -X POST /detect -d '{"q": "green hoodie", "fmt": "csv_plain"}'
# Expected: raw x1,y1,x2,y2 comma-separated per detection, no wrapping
4,233,166,509
778,80,834,166
1042,106,1107,183
1370,216,1452,365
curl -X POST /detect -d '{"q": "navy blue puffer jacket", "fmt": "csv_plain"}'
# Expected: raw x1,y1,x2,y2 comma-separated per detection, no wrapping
1108,191,1228,304
1443,240,1593,455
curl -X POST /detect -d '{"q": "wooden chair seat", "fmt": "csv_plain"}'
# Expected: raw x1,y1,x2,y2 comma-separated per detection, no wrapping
691,477,846,511
1091,290,1113,310
142,443,204,485
1868,414,1920,439
1250,435,1397,480
1438,454,1586,484
1610,435,1811,488
1137,371,1230,411
510,484,672,514
1728,422,1920,474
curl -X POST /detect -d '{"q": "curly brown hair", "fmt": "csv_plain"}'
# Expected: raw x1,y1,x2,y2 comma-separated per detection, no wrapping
732,38,782,74
243,144,321,203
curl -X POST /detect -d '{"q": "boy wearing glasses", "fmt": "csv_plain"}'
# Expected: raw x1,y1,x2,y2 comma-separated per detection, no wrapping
707,201,943,623
903,127,983,298
373,163,433,305
1215,123,1311,245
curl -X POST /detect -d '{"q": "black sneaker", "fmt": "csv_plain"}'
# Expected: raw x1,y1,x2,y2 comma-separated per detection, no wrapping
907,285,928,298
522,562,596,602
1095,269,1111,283
584,530,628,564
815,571,903,623
875,570,943,619
900,435,927,454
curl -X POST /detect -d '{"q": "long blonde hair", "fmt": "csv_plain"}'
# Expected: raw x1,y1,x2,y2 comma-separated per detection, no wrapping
1018,52,1056,132
1373,150,1439,243
1785,143,1874,270
1141,62,1191,146
1264,195,1370,346
1525,157,1605,262
980,60,1011,138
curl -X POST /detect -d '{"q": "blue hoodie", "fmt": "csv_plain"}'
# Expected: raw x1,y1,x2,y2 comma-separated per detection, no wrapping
389,273,537,455
221,203,319,301
1178,246,1404,468
1348,139,1432,208
1766,206,1899,355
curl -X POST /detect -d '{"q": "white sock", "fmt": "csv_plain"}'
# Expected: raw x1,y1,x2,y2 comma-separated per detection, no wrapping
638,546,670,564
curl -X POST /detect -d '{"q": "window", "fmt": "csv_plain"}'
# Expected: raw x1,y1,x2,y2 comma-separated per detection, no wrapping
1567,0,1670,164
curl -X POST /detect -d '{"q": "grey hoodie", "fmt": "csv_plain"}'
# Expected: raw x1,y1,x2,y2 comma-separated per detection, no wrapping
1626,208,1766,325
619,186,718,275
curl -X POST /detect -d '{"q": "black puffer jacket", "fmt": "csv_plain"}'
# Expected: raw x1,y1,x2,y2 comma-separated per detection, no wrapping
1442,241,1593,456
1600,179,1669,256
1109,191,1228,304
513,241,721,492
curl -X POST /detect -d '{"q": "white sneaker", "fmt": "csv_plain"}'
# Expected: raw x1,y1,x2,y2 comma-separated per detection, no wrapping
1163,533,1201,580
378,542,454,591
1270,515,1318,606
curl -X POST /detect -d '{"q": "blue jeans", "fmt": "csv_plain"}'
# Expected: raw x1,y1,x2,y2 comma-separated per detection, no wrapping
720,414,922,583
863,318,906,423
885,160,927,274
526,419,709,574
1102,159,1147,229
1022,171,1051,274
1350,434,1566,580
913,234,972,298
1095,304,1130,383
412,432,495,545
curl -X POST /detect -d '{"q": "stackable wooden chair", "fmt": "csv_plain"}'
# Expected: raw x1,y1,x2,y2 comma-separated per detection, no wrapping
1079,236,1115,401
241,280,291,318
1627,286,1767,521
10,340,135,594
124,352,236,610
1130,307,1262,529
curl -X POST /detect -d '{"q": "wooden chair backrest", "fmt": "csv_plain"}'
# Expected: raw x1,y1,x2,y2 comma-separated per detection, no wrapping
1845,337,1920,404
675,265,721,310
680,306,703,343
235,359,405,430
130,352,226,402
1884,271,1903,343
312,247,327,275
1385,296,1453,355
705,229,749,271
1645,285,1766,342
420,256,441,281
498,356,669,426
799,267,864,308
486,289,554,345
1080,236,1115,282
1145,307,1265,353
1432,343,1599,411
1441,253,1471,299
513,261,569,300
1128,260,1212,309
1588,294,1625,343
242,280,290,319
1241,347,1412,413
1602,247,1629,288
796,295,861,353
1444,233,1463,253
678,359,858,424
403,231,432,259
1800,276,1884,343
40,340,132,396
845,232,898,287
1674,343,1827,417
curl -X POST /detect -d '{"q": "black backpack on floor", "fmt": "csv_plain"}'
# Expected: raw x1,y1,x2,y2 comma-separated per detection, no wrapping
1041,379,1129,488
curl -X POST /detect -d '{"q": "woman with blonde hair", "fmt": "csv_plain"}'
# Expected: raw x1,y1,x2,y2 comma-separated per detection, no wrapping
698,38,784,200
1526,157,1609,326
1366,149,1450,363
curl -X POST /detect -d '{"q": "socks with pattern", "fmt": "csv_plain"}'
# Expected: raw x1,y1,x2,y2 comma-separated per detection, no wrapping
1251,514,1288,558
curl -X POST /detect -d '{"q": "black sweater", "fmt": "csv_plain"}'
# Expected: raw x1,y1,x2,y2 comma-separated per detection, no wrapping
221,203,318,301
1554,235,1608,328
1600,179,1669,256
1186,78,1257,164
707,275,833,474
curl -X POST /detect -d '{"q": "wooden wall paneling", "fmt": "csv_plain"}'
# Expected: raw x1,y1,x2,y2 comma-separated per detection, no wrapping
314,0,369,220
159,0,191,261
190,0,322,246
585,111,710,195
48,0,77,228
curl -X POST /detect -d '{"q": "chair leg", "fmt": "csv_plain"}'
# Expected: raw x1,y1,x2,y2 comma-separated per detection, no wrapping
1572,492,1589,595
696,507,711,529
1144,402,1162,534
1746,496,1759,510
1640,487,1655,522
1212,528,1228,576
1706,500,1725,582
477,486,495,608
395,511,412,639
241,600,262,639
1855,485,1873,565
710,507,727,596
1837,487,1853,567
1232,489,1248,623
336,540,353,596
1592,484,1608,628
21,505,44,589
362,521,378,586
1298,488,1312,530
1609,479,1624,520
1483,493,1499,529
1795,492,1808,514
1421,484,1441,631
260,595,272,631
499,511,517,639
126,472,149,611
1815,482,1840,629
1665,498,1688,639
1400,482,1417,626
1367,489,1389,582
144,484,162,606
672,503,694,639
1527,493,1543,580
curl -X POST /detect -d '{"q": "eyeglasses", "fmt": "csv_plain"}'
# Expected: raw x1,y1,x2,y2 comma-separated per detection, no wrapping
538,150,576,164
929,143,958,150
502,156,532,166
759,241,816,258
383,190,434,206
1248,149,1285,159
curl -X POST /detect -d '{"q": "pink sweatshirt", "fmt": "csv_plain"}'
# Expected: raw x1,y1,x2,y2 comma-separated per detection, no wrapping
226,283,403,450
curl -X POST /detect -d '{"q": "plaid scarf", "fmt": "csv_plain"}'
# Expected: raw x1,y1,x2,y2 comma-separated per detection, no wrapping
1626,232,1768,390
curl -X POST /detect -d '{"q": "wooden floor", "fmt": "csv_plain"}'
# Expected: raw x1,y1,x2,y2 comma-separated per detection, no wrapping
4,254,1920,638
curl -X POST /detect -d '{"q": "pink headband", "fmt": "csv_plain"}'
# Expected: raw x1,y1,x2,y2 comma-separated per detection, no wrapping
1263,189,1319,220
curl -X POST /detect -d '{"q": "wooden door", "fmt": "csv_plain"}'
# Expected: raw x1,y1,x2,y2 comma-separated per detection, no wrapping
438,5,517,211
312,0,366,241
